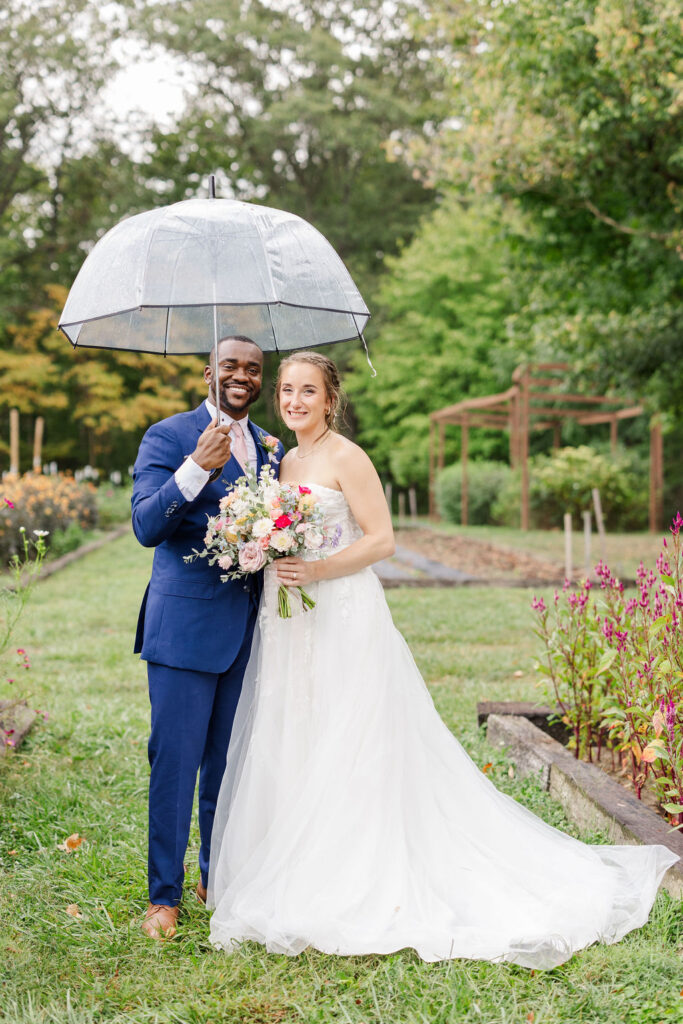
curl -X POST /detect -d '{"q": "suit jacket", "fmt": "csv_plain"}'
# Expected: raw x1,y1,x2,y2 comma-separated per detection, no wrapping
131,402,285,673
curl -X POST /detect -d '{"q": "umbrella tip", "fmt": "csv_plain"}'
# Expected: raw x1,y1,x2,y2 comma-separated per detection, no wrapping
208,174,216,199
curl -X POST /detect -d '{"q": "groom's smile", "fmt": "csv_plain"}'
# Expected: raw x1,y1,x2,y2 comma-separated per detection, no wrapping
205,336,264,419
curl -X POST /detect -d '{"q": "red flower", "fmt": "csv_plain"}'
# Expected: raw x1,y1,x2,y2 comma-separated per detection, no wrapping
4,498,14,509
274,514,293,529
298,485,311,495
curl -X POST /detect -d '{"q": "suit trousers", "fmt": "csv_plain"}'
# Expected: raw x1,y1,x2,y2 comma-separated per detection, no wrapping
146,618,255,906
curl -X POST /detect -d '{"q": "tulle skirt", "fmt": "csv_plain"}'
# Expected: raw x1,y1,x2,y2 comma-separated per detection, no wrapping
207,565,678,968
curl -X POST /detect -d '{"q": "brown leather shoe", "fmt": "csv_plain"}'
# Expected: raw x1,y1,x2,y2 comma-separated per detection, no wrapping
196,880,207,905
141,903,179,940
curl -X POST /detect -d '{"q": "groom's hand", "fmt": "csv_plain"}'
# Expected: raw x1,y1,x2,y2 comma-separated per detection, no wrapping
193,420,233,471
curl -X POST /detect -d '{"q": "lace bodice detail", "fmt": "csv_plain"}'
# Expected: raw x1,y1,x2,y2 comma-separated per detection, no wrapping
307,483,363,554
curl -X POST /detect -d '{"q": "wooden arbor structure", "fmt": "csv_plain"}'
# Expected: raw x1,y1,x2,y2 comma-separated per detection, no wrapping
429,362,664,530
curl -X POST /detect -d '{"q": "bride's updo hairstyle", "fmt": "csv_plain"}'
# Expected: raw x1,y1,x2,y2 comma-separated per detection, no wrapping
276,351,345,429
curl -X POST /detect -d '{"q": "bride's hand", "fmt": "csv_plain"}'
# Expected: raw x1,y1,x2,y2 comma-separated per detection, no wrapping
276,557,317,587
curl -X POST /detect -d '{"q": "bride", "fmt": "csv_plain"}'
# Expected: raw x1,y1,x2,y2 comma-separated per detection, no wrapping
207,351,678,968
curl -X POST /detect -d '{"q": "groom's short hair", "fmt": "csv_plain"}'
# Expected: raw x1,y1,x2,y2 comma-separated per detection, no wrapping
207,335,262,368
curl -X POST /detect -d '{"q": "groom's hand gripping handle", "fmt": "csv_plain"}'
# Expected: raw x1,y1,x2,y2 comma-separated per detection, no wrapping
193,420,233,472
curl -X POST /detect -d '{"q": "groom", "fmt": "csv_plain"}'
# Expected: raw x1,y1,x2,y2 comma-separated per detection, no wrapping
131,334,284,940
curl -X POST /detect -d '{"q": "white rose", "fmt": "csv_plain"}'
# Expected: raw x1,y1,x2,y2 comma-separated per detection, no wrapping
230,498,250,517
252,517,274,539
269,530,295,552
304,529,323,550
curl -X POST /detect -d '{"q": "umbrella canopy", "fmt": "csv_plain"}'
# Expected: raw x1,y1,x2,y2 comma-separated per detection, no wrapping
58,196,370,355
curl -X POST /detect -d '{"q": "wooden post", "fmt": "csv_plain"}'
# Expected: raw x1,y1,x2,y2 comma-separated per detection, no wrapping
610,416,618,454
509,390,519,468
582,510,592,575
384,481,393,515
461,414,469,527
408,487,418,523
520,368,530,530
398,491,406,525
428,419,436,520
9,408,19,476
649,418,663,532
592,488,607,562
437,422,445,473
564,512,572,581
32,416,44,472
552,421,561,450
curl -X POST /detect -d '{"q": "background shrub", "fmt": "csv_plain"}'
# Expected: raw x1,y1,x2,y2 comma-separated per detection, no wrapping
526,445,647,530
490,445,649,529
436,460,512,525
0,473,98,565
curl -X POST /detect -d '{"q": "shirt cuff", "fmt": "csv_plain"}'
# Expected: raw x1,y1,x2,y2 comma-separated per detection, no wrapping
174,456,211,501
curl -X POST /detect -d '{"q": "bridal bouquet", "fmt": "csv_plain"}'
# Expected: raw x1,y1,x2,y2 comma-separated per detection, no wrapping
185,465,338,618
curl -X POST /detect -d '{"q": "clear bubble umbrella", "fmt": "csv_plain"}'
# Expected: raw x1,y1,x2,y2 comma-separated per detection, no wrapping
58,179,373,408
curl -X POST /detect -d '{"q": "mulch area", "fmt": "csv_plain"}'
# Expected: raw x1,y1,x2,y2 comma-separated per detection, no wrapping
394,527,564,584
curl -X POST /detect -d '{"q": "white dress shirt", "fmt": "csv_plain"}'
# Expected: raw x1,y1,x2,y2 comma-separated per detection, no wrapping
174,399,258,501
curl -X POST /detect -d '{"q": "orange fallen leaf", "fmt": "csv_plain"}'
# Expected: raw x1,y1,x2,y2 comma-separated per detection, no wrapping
527,1013,535,1023
65,904,82,919
482,762,493,774
508,765,515,778
57,833,85,852
8,849,18,856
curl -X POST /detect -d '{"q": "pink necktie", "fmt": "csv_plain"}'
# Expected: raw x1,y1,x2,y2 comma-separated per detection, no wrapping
230,421,249,471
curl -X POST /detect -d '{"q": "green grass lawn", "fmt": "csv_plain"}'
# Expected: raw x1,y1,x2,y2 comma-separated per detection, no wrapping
1,535,681,1024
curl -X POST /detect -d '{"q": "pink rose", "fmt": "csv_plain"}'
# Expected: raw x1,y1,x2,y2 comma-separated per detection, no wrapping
238,540,267,573
217,554,233,570
265,435,279,446
298,485,311,495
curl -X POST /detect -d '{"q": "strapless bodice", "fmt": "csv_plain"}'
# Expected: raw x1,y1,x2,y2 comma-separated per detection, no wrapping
305,483,363,553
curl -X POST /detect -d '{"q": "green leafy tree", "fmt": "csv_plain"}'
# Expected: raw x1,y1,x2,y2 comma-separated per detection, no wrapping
134,0,447,287
0,286,207,471
412,0,683,413
345,196,520,491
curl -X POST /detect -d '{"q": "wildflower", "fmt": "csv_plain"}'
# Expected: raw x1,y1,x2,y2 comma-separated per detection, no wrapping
32,529,49,538
531,596,546,613
670,511,683,537
667,700,679,741
4,498,14,508
615,629,629,652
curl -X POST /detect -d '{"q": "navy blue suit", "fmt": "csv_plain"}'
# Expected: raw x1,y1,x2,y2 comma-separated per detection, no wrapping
132,401,284,905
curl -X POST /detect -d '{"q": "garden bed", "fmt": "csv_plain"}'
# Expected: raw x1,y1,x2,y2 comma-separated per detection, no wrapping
478,701,683,898
394,526,564,583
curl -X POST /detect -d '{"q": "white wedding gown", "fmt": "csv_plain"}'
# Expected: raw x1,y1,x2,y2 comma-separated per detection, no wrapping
208,484,678,968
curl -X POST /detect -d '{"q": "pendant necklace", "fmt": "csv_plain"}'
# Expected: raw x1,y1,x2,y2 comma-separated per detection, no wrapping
295,428,331,460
